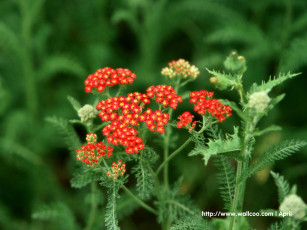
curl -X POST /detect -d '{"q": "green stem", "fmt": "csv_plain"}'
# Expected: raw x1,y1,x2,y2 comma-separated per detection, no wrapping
162,81,180,230
229,117,257,230
156,116,210,176
156,138,192,176
122,186,158,215
85,182,98,230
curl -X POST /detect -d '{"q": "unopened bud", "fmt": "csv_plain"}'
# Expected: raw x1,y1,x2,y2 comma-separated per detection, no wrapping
78,104,98,122
248,91,271,113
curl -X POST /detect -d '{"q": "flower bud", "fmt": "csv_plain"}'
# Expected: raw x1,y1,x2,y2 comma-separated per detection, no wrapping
247,91,271,113
224,51,247,74
161,59,200,80
279,194,307,219
78,104,98,122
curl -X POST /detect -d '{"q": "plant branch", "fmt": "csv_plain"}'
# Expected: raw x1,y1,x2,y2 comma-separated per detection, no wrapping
122,186,158,215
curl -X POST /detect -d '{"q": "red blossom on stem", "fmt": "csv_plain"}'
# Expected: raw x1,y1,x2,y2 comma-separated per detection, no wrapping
76,133,113,166
177,111,194,128
146,85,182,109
84,67,136,93
96,91,172,154
189,90,232,121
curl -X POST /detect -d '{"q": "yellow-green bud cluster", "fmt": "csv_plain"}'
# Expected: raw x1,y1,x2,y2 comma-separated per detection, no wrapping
161,59,200,80
247,91,271,113
78,104,98,122
279,194,307,219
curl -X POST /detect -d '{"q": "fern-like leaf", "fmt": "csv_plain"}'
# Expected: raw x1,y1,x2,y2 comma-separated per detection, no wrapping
37,55,86,81
271,171,290,203
170,216,212,230
157,178,200,224
32,202,79,230
189,127,241,165
206,69,236,90
67,95,81,112
239,140,306,183
132,153,155,200
105,181,121,230
45,116,81,155
279,35,307,72
253,72,300,93
214,156,236,211
70,167,105,189
268,220,289,230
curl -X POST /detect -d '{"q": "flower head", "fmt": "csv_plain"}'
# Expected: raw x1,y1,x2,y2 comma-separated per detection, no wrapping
146,85,182,109
279,194,307,219
97,91,172,154
76,133,113,166
177,112,194,128
189,90,232,121
106,160,126,180
161,59,200,80
78,104,98,122
248,91,271,113
84,67,136,93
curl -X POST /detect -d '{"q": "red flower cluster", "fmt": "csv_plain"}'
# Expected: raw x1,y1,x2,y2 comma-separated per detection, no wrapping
189,90,232,122
97,92,171,154
84,67,136,93
76,133,113,166
146,85,182,109
142,108,169,133
107,160,126,180
177,111,195,128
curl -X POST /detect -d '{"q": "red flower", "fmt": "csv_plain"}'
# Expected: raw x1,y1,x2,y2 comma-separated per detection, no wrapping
189,90,232,121
84,67,136,93
177,111,194,128
146,85,182,109
76,133,113,166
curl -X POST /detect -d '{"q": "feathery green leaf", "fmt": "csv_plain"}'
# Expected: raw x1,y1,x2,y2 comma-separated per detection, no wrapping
271,171,290,204
45,116,81,155
32,202,79,230
240,140,307,183
214,156,236,211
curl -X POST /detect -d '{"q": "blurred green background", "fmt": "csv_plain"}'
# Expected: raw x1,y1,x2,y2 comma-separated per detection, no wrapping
1,0,307,229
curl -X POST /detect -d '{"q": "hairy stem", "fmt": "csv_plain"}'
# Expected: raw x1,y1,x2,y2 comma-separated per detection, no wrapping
229,117,257,230
85,182,98,230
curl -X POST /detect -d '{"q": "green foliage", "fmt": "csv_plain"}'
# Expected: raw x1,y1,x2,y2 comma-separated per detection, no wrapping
157,178,199,225
37,55,86,81
105,181,121,230
221,99,247,121
132,148,158,200
189,127,241,165
206,69,236,90
67,95,82,112
271,171,290,204
70,167,105,189
240,140,307,182
32,202,79,230
268,220,289,230
214,156,236,211
279,35,307,72
45,116,81,154
252,72,300,93
253,125,282,137
170,216,212,230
